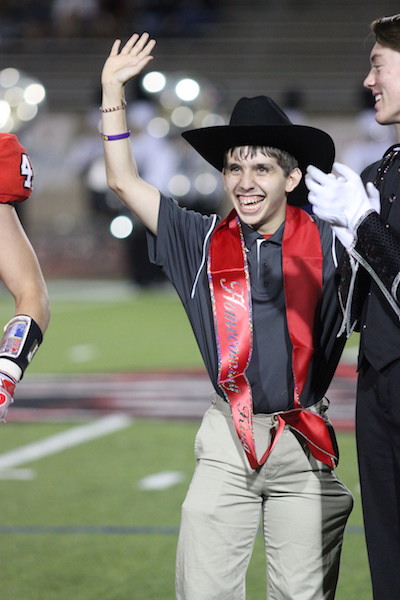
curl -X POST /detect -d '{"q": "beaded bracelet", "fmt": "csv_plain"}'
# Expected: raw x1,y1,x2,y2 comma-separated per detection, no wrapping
101,130,131,141
99,100,127,113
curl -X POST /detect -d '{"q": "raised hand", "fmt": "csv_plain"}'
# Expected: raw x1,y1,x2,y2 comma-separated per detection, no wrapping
101,32,156,88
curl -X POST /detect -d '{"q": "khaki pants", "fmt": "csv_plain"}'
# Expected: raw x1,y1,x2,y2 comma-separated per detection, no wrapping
176,396,353,600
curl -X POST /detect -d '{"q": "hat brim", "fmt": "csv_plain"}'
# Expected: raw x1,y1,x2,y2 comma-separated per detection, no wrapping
182,124,335,207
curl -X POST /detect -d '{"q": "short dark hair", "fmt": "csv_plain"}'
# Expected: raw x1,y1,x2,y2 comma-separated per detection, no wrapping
223,145,299,177
371,14,400,51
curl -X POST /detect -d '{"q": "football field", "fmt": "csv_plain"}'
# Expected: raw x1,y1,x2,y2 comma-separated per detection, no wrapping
0,280,372,599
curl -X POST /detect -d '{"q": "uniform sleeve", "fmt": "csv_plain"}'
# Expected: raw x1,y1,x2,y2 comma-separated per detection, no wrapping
349,211,400,318
336,156,400,329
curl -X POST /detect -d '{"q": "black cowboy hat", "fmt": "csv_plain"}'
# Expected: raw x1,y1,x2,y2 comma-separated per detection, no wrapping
182,95,335,207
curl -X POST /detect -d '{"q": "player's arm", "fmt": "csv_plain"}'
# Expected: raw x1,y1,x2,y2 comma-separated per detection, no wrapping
0,204,49,333
0,133,50,421
101,32,160,235
0,204,49,421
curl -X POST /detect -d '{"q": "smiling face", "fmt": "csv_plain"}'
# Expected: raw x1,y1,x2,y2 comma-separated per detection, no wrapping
364,42,400,125
222,146,302,235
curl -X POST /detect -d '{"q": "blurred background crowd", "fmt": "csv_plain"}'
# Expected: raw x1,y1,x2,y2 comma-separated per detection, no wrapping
0,0,398,287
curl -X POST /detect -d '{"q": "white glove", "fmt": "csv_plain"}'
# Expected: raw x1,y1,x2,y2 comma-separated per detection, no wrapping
0,373,16,423
305,162,380,234
332,225,354,249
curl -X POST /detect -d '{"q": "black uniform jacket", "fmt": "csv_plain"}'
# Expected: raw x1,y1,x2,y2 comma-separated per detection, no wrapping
340,145,400,370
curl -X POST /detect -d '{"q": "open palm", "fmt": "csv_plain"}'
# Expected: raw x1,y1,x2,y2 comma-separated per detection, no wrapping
101,32,156,87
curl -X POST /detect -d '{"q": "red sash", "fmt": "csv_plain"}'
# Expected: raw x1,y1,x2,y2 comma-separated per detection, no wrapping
208,206,338,469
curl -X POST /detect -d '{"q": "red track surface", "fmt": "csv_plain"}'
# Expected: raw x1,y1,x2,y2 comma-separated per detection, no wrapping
10,363,357,430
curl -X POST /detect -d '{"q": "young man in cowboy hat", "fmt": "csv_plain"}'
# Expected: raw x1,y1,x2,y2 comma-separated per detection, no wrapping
101,33,353,599
305,14,400,600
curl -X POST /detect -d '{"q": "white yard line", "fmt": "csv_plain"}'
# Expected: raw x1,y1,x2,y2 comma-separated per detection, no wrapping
138,471,185,490
0,414,132,470
0,468,35,480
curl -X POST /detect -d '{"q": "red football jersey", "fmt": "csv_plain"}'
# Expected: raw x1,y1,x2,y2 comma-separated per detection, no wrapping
0,133,33,204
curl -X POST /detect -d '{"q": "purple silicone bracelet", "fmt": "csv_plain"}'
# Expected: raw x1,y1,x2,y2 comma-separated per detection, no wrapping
101,130,131,141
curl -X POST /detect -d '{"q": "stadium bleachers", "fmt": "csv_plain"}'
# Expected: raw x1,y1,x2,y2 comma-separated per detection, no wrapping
1,0,399,115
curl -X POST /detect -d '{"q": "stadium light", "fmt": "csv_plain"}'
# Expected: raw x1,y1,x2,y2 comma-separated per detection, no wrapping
0,68,46,132
142,71,166,94
110,215,134,239
175,78,200,102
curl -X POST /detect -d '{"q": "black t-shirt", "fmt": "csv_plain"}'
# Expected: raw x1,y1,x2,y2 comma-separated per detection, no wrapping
147,194,345,413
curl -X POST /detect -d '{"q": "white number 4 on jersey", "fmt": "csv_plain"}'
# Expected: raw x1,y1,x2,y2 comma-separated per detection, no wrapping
20,153,33,190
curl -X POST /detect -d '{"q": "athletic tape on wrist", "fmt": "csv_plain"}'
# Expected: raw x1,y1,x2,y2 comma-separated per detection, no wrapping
0,315,43,381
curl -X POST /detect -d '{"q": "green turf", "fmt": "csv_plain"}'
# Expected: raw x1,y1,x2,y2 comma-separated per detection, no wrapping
0,282,368,598
0,286,204,375
0,282,359,376
0,422,372,600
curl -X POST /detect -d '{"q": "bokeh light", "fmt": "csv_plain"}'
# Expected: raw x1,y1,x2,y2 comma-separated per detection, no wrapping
110,215,134,239
0,68,46,132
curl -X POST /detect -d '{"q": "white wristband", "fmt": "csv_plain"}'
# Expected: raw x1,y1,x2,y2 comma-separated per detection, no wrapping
0,358,22,382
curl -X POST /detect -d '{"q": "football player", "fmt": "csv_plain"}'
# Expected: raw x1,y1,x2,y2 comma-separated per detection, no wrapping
0,133,50,422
